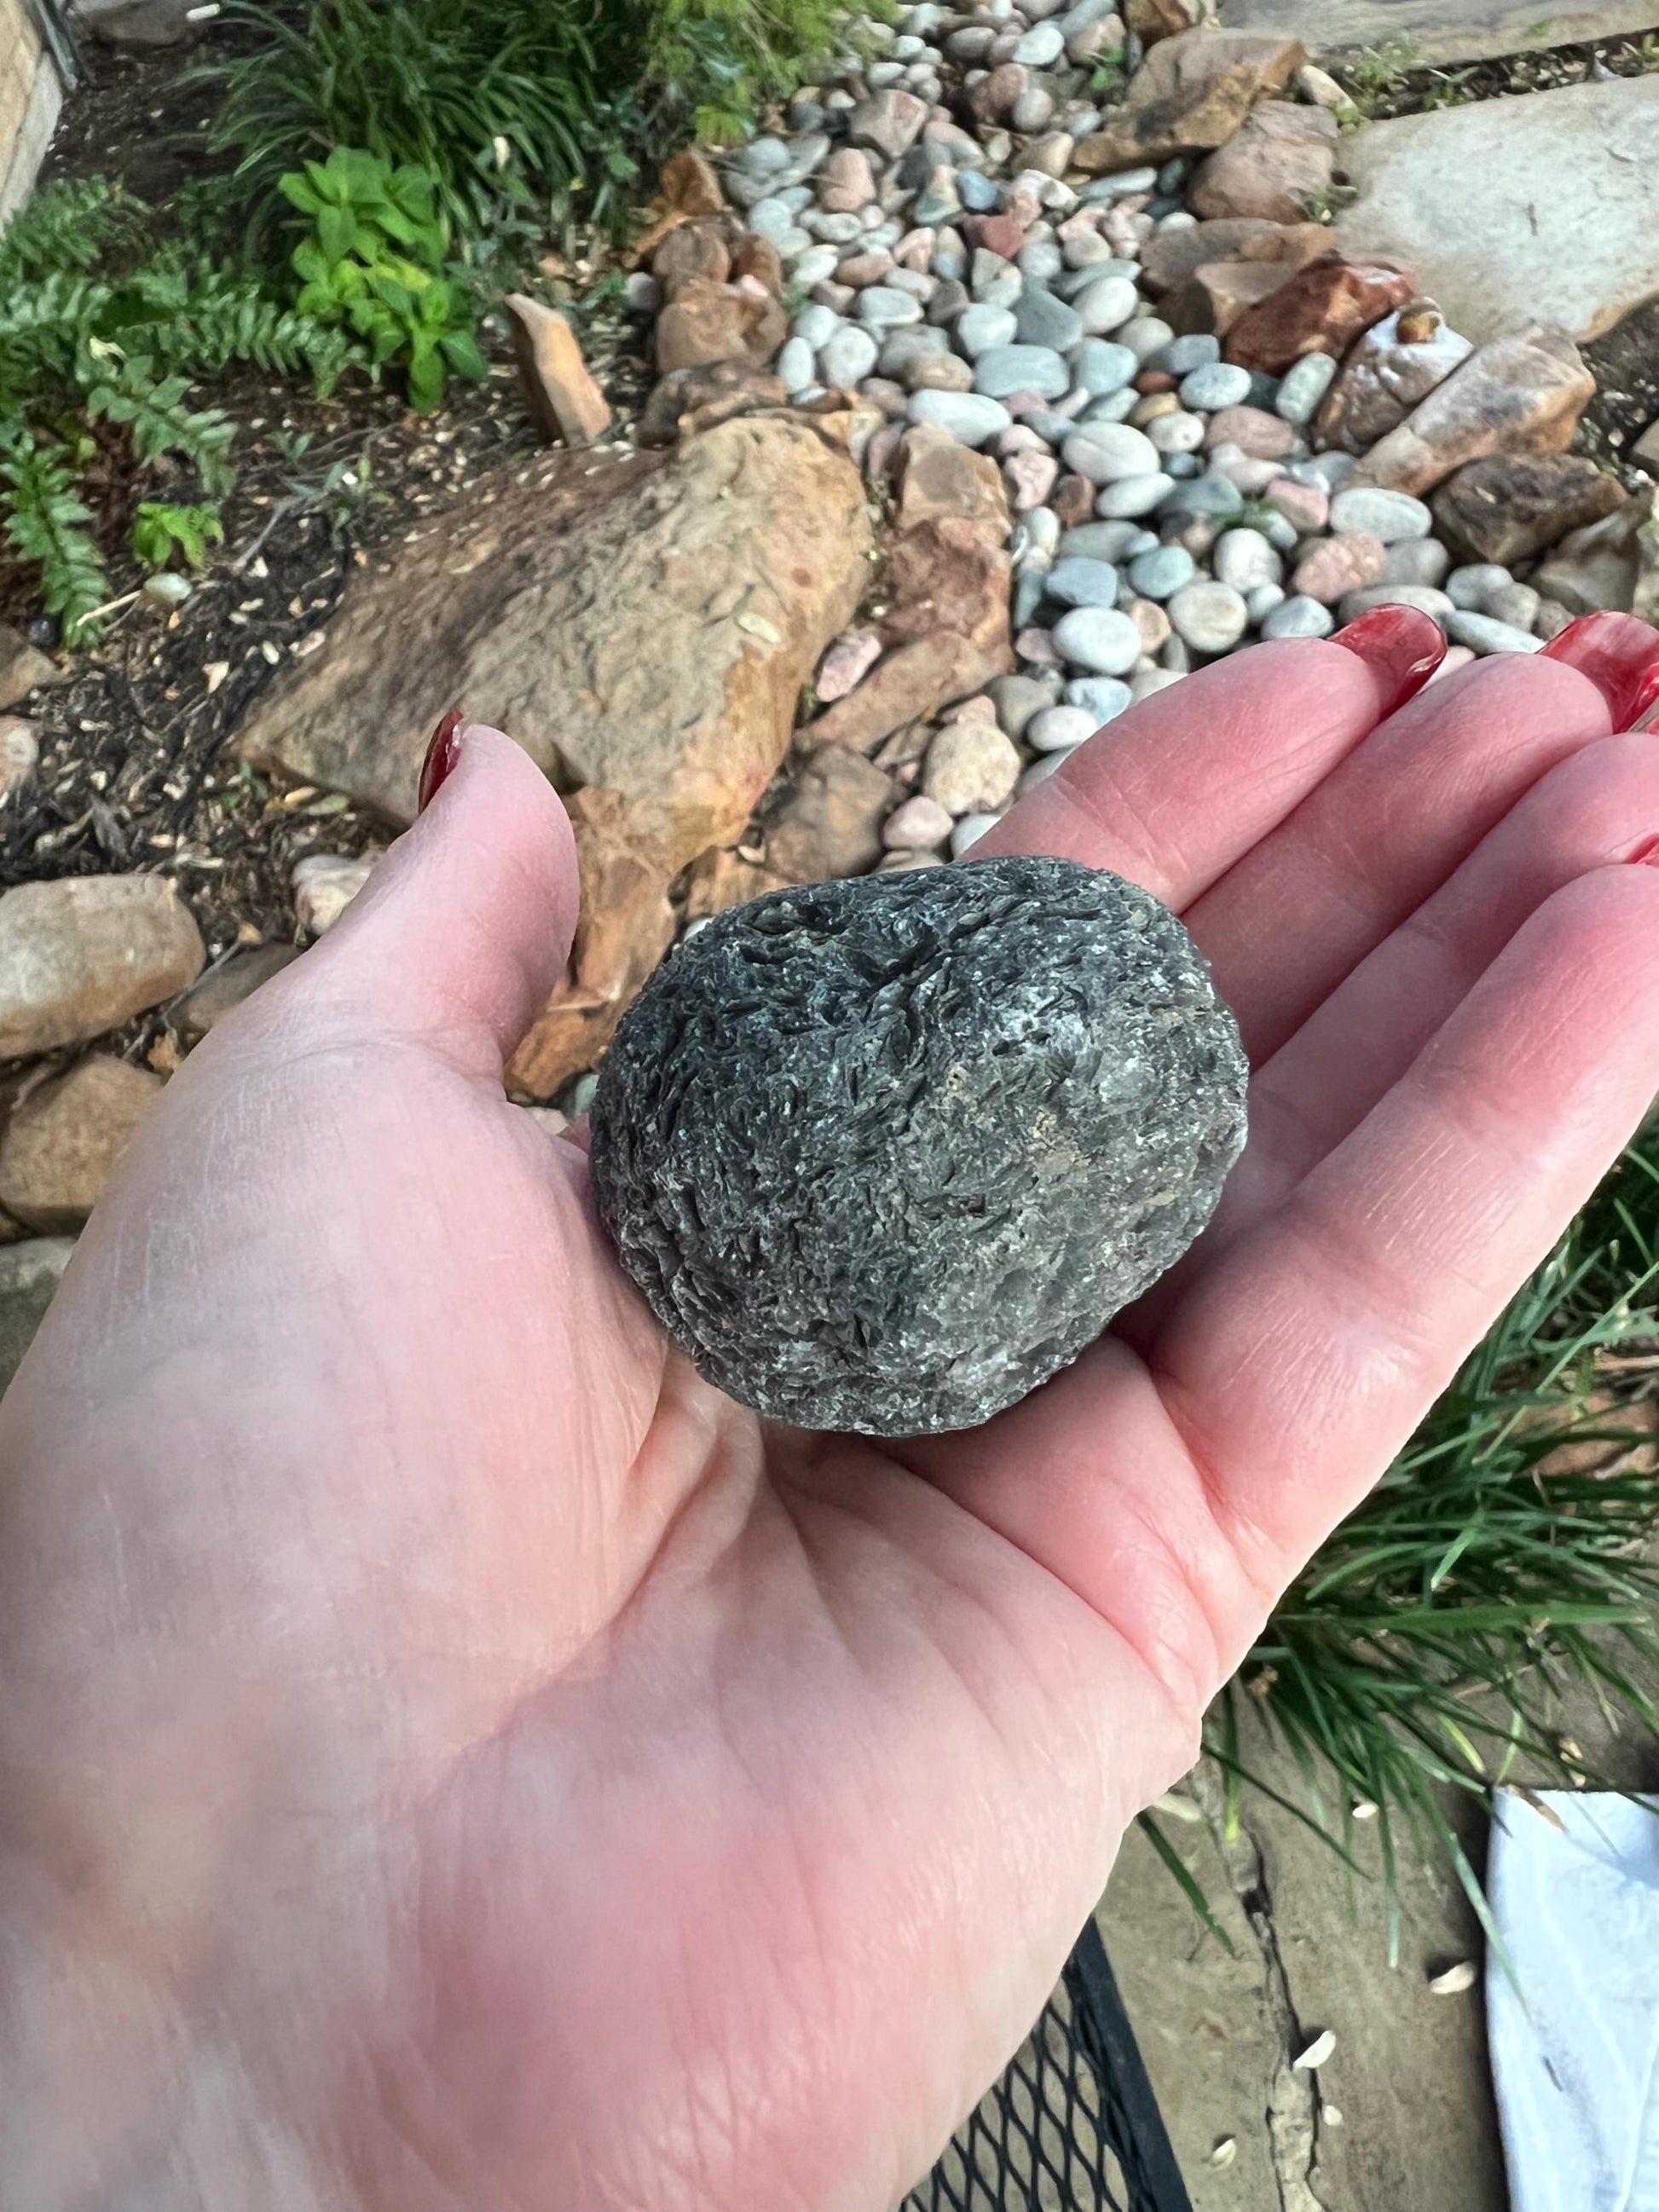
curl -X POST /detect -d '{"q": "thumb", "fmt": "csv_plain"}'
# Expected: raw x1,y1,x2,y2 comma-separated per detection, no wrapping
302,721,580,1076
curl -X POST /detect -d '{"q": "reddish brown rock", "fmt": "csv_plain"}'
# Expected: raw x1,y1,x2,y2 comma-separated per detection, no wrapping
799,632,1003,755
962,212,1029,262
661,148,724,218
0,1056,162,1232
1126,0,1214,42
1138,217,1281,293
1353,324,1595,497
1073,28,1305,174
1052,472,1097,527
765,748,896,881
504,296,612,448
968,61,1030,127
0,875,205,1060
1315,303,1472,453
1189,101,1337,224
651,221,732,300
681,847,792,921
1431,453,1627,567
1224,252,1417,374
881,517,1014,660
654,278,783,374
1292,532,1387,603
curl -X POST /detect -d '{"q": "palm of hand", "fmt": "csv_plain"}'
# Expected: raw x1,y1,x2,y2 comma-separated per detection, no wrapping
5,627,1659,2212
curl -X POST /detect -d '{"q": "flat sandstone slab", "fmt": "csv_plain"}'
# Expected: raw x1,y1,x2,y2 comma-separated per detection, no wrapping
1220,0,1659,63
1335,75,1659,343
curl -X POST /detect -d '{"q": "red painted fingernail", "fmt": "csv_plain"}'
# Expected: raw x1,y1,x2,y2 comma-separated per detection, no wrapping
1332,604,1447,716
1627,834,1659,866
1621,664,1659,733
1541,610,1659,727
418,707,465,813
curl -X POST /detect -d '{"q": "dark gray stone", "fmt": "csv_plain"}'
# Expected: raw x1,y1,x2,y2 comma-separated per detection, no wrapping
590,858,1248,1435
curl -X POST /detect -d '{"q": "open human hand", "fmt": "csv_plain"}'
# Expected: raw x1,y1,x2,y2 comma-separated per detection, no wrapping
5,609,1659,2212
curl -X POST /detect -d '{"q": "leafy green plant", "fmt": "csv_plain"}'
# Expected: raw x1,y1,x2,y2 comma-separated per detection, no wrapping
0,176,346,644
280,147,485,411
1147,1127,1659,1959
1338,32,1425,115
131,500,226,570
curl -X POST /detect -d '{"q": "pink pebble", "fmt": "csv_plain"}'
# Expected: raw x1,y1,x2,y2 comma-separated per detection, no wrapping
1266,478,1330,534
1005,449,1059,510
1205,405,1298,459
894,227,937,271
1015,625,1062,667
1292,531,1387,604
816,630,884,702
944,692,998,725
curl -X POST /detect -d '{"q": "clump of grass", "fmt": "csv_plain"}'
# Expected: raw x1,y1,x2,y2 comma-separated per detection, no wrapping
1144,1128,1659,1958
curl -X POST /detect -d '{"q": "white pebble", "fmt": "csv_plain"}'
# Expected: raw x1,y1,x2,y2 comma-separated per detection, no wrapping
1446,609,1543,656
951,811,1001,858
1168,580,1249,655
1027,704,1098,752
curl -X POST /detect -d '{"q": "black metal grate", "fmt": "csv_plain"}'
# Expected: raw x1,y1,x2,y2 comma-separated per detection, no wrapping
904,1921,1193,2212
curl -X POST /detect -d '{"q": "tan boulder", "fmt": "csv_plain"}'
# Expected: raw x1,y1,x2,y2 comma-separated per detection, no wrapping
0,875,205,1060
650,222,732,301
1073,28,1305,174
655,277,784,373
1352,323,1595,496
0,1056,162,1231
765,749,896,882
880,517,1013,660
894,424,1010,538
235,420,873,863
661,148,724,218
681,847,792,921
1223,251,1416,374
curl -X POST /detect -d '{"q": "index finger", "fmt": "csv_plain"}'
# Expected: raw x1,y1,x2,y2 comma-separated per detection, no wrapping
979,639,1388,910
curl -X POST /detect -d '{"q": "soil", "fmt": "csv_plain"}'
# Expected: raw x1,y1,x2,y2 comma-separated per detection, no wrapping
2,28,656,1054
1331,27,1659,122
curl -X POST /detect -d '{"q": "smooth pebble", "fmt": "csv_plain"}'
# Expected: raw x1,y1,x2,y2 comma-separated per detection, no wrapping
1261,595,1335,640
1052,606,1143,675
1168,580,1249,654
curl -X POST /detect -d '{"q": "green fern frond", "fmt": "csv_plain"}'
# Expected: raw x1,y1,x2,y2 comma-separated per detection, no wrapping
85,359,238,496
0,176,149,284
0,432,112,645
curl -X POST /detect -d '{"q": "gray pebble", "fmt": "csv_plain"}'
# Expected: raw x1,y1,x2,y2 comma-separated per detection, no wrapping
1013,20,1066,63
1095,473,1175,518
1119,316,1175,364
1127,544,1196,600
1053,606,1143,674
1273,352,1338,425
957,303,1019,356
1060,522,1142,563
1168,580,1249,655
859,285,926,329
1062,422,1160,482
1211,527,1281,593
1072,339,1138,396
792,303,844,352
1246,582,1285,624
879,326,950,379
1445,563,1513,610
1159,472,1244,519
958,169,1002,212
906,390,1012,444
820,325,879,385
1015,287,1085,351
1018,240,1066,285
1338,584,1455,628
1147,409,1206,455
1297,449,1359,492
1064,675,1133,722
975,344,1071,400
777,336,816,392
1328,487,1434,543
1178,362,1253,412
1152,333,1222,376
1028,704,1100,752
1073,275,1141,334
1381,539,1451,588
1014,567,1051,626
1446,609,1543,656
991,673,1060,738
1261,595,1335,640
1485,581,1541,631
1078,388,1138,424
1045,557,1121,609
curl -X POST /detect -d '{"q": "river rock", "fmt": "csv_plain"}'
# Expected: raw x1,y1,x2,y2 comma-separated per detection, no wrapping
1053,606,1143,673
1074,29,1305,173
1328,487,1433,542
1292,531,1386,603
237,424,870,858
907,390,1013,445
801,632,1005,754
1168,579,1248,652
1351,324,1594,498
1445,609,1544,656
1431,453,1627,567
922,719,1023,812
0,1056,162,1232
0,875,205,1060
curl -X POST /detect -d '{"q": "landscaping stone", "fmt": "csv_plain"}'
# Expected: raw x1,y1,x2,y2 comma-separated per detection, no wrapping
881,518,1013,660
1139,217,1281,292
1292,531,1386,602
922,719,1023,811
1431,453,1627,566
1188,100,1337,223
817,631,884,702
1328,487,1432,542
1273,349,1338,425
907,390,1012,445
0,625,58,711
1446,609,1545,655
503,296,613,448
1053,606,1144,673
801,632,1004,754
0,716,38,800
1534,495,1651,615
1074,28,1306,171
1169,578,1249,651
1353,324,1595,496
1219,0,1659,67
237,424,870,859
292,853,373,937
1315,304,1472,454
0,1056,162,1233
1337,75,1659,344
1225,253,1417,375
0,875,205,1060
171,944,300,1046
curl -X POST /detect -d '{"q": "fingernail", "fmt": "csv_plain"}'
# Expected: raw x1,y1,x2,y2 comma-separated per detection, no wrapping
1332,604,1447,717
418,707,465,813
1627,834,1659,866
1622,664,1659,733
1541,610,1659,727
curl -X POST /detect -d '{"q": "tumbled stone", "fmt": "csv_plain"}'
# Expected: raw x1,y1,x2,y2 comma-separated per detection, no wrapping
1446,609,1544,656
1329,487,1433,542
1205,404,1295,458
589,858,1249,1434
1338,584,1455,627
975,344,1072,400
766,748,897,881
1062,423,1161,482
1315,305,1472,453
1168,579,1249,653
1274,349,1338,426
922,719,1023,813
1261,594,1334,638
1053,605,1143,673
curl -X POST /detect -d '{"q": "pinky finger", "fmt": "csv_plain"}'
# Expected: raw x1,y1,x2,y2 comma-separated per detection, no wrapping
1151,861,1659,1592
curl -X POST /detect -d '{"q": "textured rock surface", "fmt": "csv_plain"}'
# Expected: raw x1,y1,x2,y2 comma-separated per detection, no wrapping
1188,101,1337,223
590,857,1247,1435
236,423,872,858
0,875,205,1060
0,1056,162,1231
1431,453,1626,566
1224,253,1416,374
503,295,613,446
1353,324,1594,496
1075,28,1305,171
